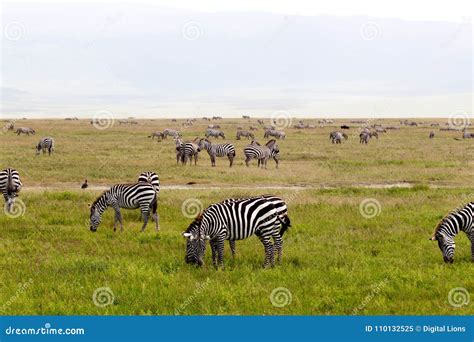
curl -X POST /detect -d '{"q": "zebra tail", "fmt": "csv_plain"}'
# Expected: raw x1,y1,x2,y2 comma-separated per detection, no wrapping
6,172,15,195
278,214,291,236
151,195,158,214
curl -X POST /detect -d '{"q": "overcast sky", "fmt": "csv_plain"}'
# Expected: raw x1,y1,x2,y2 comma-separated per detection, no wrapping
1,1,472,118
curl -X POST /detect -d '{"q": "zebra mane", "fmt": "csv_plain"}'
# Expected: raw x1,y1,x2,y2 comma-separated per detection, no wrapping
433,203,470,236
266,139,276,146
185,213,204,233
91,190,108,209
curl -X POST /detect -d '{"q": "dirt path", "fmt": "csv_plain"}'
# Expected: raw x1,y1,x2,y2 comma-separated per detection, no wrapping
19,182,464,192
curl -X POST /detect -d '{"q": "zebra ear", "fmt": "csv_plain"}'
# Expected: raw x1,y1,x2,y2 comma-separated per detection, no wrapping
182,232,192,239
429,235,436,241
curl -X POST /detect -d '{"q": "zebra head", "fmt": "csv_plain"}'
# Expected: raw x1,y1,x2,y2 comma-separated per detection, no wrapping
183,216,210,266
430,226,455,263
266,139,279,154
89,205,101,232
35,143,42,155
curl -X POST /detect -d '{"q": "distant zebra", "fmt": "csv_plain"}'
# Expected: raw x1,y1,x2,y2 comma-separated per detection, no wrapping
264,129,286,139
179,138,200,165
183,196,286,268
221,195,291,257
148,131,164,140
162,129,181,139
244,139,280,169
463,132,474,139
236,130,254,140
249,126,258,131
242,115,250,120
359,131,378,144
205,129,225,139
198,138,235,167
429,202,474,263
207,124,220,129
16,127,35,136
257,119,264,125
429,131,435,139
0,168,22,213
6,122,15,131
89,183,158,232
118,119,128,124
329,131,348,144
35,137,55,155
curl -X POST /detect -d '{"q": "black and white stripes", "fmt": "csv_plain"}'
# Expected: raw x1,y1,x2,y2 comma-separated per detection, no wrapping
183,196,289,268
244,139,280,169
198,138,235,167
430,202,474,263
89,183,158,232
0,168,22,212
36,137,55,155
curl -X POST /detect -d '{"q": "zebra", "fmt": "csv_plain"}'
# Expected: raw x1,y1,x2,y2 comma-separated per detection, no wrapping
137,171,160,229
359,131,378,144
429,202,474,263
182,196,286,268
257,119,264,125
35,137,55,155
118,119,128,124
162,129,181,139
249,126,258,131
329,131,348,144
244,139,280,169
205,129,225,139
463,132,474,139
221,195,291,257
89,183,158,232
207,124,220,129
264,129,286,139
0,168,22,213
179,138,200,165
16,127,35,136
429,131,435,139
236,130,255,140
242,115,250,120
198,138,235,167
148,131,164,140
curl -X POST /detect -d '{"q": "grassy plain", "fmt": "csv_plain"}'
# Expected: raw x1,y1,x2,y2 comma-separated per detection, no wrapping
0,118,473,315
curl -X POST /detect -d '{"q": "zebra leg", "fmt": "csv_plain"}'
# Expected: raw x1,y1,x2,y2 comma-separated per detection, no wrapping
140,208,150,232
259,235,274,268
272,233,283,264
245,157,251,167
216,236,226,269
113,206,123,232
471,235,474,262
229,240,236,257
152,198,159,232
210,241,218,268
211,155,216,167
228,155,233,167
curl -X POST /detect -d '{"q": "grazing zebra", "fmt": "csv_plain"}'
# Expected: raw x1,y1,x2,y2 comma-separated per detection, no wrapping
244,139,280,169
89,183,158,232
198,138,235,167
257,119,264,125
183,196,286,268
329,131,348,144
359,131,378,144
236,130,255,140
429,131,435,139
6,122,15,131
429,202,474,263
16,127,35,136
148,131,164,140
179,138,200,165
35,137,55,155
162,129,181,139
463,132,474,139
0,168,22,213
205,129,225,139
264,129,286,139
249,126,258,131
207,124,220,129
118,119,128,124
221,195,291,257
137,171,160,193
242,115,250,120
263,125,275,131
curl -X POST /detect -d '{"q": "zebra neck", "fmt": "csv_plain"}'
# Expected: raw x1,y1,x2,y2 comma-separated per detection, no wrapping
94,194,109,214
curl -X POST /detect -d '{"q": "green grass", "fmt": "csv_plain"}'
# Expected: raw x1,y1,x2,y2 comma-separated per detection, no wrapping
1,188,473,315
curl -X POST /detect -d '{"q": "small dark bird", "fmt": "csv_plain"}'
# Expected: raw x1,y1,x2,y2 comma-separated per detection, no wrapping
81,179,88,189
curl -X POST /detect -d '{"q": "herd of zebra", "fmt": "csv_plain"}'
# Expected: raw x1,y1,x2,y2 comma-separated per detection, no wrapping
171,137,280,168
1,167,473,267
